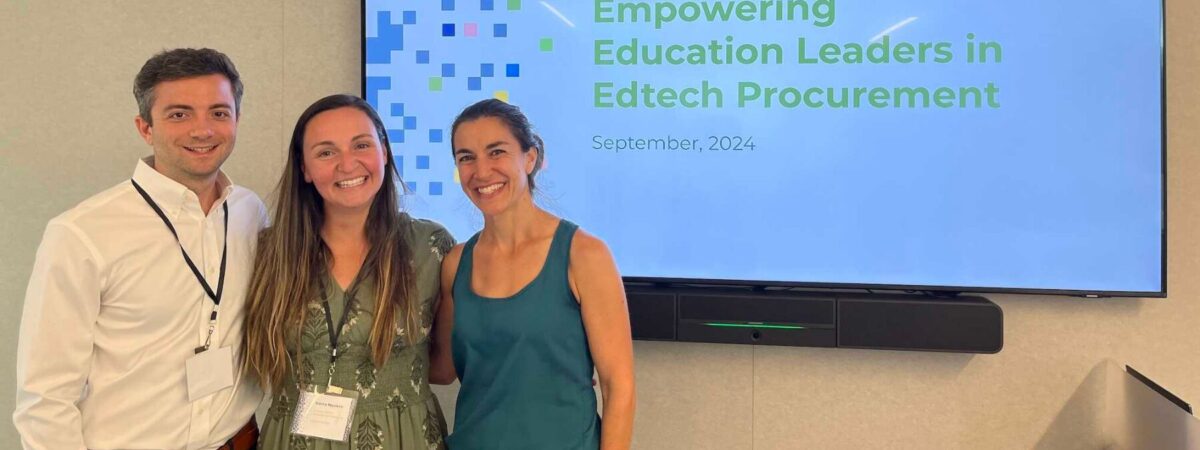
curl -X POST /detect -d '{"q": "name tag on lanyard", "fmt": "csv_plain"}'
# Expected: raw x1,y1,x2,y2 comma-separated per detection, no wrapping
185,346,234,401
292,386,359,442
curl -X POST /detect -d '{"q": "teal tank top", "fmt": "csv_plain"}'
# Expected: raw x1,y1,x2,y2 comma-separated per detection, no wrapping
448,220,600,450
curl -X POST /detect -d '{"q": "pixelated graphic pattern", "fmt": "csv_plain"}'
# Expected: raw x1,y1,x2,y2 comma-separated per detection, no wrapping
365,1,552,196
366,11,405,64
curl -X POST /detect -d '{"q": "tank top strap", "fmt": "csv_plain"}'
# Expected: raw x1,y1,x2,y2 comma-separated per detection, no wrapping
550,219,579,261
540,220,579,287
456,231,482,284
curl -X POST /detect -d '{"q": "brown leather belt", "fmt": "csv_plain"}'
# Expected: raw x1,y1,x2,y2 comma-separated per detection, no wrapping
217,419,258,450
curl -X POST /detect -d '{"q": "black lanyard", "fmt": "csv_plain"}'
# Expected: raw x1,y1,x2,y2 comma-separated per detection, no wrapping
319,268,369,369
131,179,228,351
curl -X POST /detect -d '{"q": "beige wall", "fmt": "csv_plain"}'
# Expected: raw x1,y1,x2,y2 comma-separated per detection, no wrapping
1,1,1196,448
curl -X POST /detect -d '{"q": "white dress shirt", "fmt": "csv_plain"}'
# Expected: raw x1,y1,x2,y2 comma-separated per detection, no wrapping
14,158,268,450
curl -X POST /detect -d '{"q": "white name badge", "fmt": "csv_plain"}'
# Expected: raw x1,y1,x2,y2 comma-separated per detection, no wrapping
291,386,358,442
184,346,234,402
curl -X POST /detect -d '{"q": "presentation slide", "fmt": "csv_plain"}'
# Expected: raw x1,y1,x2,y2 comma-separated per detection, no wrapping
363,0,1163,294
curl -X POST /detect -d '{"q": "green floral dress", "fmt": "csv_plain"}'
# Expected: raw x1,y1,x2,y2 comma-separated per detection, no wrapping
259,217,455,450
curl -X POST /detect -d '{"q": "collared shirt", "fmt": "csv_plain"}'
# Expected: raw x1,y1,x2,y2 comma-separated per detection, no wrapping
14,157,268,450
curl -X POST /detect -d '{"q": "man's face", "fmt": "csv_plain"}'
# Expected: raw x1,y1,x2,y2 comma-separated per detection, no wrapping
135,74,238,186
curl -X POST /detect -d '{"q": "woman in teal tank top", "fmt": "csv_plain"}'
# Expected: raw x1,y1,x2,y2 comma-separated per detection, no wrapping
429,99,636,449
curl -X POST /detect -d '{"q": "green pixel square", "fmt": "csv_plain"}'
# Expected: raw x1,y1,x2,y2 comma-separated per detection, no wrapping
507,0,520,10
429,77,443,91
539,37,553,52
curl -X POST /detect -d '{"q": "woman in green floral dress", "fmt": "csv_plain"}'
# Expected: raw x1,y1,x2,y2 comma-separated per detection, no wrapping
242,94,454,450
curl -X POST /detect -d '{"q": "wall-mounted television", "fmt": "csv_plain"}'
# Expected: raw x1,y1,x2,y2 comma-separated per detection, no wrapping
362,0,1165,297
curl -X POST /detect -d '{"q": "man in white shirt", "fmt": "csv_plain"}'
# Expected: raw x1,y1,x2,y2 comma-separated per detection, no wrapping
14,48,266,450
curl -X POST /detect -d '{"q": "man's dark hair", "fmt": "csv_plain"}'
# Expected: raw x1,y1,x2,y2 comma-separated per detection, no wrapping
133,48,243,124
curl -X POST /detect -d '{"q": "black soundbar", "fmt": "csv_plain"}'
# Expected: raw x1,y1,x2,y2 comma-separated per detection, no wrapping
626,287,1003,353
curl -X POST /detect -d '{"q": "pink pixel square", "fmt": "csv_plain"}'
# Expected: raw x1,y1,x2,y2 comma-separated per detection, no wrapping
464,23,478,37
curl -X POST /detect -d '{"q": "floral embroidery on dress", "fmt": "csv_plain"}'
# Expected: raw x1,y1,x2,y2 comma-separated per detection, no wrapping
356,416,385,450
391,325,411,354
269,391,291,417
302,303,326,349
429,230,455,261
299,357,316,387
356,359,378,398
288,434,309,450
409,353,428,395
386,387,408,412
422,411,445,449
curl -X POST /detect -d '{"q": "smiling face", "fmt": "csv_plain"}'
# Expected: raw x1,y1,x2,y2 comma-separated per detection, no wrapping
452,116,539,217
134,74,237,187
300,106,387,217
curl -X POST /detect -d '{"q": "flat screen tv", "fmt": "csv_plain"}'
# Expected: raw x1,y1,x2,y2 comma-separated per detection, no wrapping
362,0,1165,297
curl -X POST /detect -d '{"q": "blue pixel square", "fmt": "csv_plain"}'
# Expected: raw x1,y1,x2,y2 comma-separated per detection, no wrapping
365,76,390,106
441,63,455,77
442,23,455,37
387,129,405,144
429,129,444,143
406,181,418,193
429,182,444,196
506,63,519,77
366,11,405,63
493,23,507,37
402,10,416,24
442,0,454,11
481,0,494,10
416,155,430,169
393,155,404,176
416,50,430,64
468,77,482,91
404,116,417,130
390,103,404,117
481,63,494,77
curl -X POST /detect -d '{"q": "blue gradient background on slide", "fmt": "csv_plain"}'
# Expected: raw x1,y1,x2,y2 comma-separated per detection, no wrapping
364,0,1163,293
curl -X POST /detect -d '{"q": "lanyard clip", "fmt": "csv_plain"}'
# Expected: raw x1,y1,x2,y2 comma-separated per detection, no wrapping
326,361,339,391
195,309,219,353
